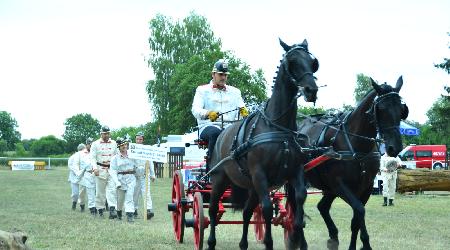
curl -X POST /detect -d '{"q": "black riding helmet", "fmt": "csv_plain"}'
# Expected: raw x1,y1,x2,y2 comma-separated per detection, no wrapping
212,59,230,75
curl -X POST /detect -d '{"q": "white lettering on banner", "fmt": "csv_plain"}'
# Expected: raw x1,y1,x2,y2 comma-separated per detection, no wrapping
11,161,35,171
127,143,167,163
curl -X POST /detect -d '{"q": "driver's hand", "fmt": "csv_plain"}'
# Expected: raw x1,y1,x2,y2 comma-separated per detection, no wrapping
207,111,219,122
239,107,249,117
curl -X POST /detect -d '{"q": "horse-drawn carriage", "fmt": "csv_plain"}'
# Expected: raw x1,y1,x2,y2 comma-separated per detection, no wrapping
167,38,409,250
167,138,322,250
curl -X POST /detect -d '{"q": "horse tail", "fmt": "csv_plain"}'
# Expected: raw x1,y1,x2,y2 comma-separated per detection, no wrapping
284,183,296,212
230,183,248,211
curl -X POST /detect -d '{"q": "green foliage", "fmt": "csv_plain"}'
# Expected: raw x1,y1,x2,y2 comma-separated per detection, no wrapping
111,126,146,143
63,113,101,152
0,111,21,150
425,87,450,145
354,73,373,103
0,139,7,154
146,12,267,136
14,143,29,157
425,33,450,145
147,12,223,136
30,135,67,156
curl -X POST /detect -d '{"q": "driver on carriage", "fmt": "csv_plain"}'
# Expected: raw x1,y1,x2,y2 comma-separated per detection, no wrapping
191,59,249,172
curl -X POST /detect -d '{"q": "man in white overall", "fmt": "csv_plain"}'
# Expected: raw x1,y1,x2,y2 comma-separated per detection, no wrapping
380,153,402,206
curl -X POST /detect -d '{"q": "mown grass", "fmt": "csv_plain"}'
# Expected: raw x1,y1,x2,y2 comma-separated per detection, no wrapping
0,167,449,250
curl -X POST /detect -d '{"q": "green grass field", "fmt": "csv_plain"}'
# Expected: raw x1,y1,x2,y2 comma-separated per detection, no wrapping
0,167,449,250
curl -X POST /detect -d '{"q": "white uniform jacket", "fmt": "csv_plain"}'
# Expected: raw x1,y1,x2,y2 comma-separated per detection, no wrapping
191,81,245,134
68,152,83,184
90,138,118,179
110,153,137,191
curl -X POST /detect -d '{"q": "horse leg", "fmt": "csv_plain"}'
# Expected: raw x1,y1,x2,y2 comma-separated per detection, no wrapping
356,189,374,250
207,174,229,250
252,170,273,250
317,194,339,250
239,189,259,250
286,170,308,250
336,180,371,250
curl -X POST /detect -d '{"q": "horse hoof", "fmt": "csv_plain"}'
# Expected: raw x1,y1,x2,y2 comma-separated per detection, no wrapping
327,239,339,250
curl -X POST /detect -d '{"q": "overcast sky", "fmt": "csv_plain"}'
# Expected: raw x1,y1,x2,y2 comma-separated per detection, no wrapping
0,0,449,139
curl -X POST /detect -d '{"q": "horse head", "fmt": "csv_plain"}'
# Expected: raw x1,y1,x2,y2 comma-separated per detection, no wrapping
279,39,319,103
369,76,409,157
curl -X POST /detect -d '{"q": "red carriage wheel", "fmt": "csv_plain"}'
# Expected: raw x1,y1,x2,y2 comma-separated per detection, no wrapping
253,205,265,243
171,170,186,243
193,192,205,250
283,201,294,242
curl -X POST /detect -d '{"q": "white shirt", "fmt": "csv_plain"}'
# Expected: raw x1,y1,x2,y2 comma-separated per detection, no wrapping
67,149,91,183
191,81,245,134
110,153,137,190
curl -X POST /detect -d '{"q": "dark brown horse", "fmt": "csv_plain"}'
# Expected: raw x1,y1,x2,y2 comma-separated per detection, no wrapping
298,76,408,250
206,39,319,250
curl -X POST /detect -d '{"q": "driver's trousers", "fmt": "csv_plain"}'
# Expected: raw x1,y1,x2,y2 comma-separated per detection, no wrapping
200,126,222,171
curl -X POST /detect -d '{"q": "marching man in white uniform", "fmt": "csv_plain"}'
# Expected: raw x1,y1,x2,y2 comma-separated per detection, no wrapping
68,144,88,211
71,143,97,215
110,137,137,222
132,131,156,220
191,59,248,171
91,125,119,218
380,153,402,206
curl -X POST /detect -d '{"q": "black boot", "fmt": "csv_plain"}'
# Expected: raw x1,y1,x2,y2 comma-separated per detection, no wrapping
147,209,154,220
126,212,134,223
134,209,138,219
72,201,77,210
389,199,394,206
105,201,109,210
117,210,122,220
382,197,388,206
90,207,96,215
80,204,85,212
109,206,117,219
98,208,104,217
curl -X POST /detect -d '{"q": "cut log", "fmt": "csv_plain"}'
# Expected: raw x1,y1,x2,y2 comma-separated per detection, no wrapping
397,169,450,192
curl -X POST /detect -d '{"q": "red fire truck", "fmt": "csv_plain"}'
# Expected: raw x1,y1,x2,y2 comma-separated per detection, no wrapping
398,145,448,170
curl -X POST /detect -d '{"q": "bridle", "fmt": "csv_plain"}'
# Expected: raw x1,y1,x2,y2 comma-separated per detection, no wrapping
282,45,317,97
264,45,318,123
368,91,403,136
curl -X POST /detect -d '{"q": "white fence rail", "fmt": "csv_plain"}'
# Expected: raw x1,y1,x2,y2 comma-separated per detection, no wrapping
0,157,69,169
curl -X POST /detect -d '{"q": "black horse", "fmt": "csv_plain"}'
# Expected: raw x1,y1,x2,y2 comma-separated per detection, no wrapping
206,39,319,250
298,76,408,250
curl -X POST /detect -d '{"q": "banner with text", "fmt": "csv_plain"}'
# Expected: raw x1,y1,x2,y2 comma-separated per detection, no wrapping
128,143,167,163
11,161,35,171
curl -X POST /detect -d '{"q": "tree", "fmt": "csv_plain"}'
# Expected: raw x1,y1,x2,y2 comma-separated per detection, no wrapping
30,135,66,156
147,12,223,136
354,73,373,103
426,32,450,145
63,113,101,153
0,111,21,150
146,12,267,135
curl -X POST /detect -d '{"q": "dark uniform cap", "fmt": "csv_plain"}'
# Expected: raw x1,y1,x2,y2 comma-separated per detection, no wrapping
100,125,110,134
212,59,230,75
116,137,128,148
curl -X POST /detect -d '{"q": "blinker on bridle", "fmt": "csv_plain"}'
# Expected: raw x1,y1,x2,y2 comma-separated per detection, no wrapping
282,45,317,98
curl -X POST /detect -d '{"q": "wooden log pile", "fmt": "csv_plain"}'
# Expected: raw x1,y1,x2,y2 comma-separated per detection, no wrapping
397,169,450,193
